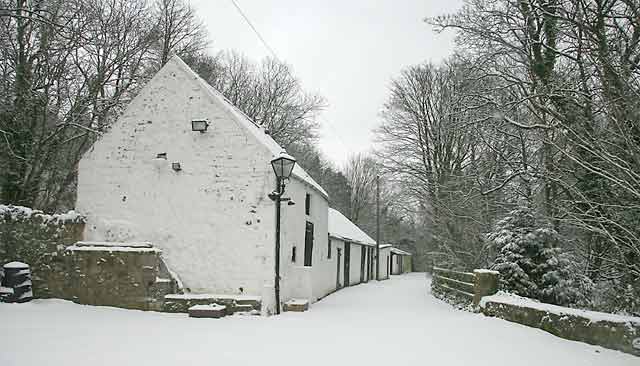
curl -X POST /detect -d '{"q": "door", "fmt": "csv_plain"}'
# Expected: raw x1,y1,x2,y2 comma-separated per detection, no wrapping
360,245,366,283
365,247,370,282
336,248,342,290
386,256,390,279
344,242,351,286
304,221,314,266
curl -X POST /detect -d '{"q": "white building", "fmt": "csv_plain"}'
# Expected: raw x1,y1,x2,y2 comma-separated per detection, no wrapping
76,56,333,313
390,247,412,274
328,208,379,288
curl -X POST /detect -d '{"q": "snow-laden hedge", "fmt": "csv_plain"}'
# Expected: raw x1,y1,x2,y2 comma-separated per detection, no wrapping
481,292,640,356
0,204,85,298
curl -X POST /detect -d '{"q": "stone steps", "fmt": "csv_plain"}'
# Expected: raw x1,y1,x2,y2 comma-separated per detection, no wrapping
163,293,261,315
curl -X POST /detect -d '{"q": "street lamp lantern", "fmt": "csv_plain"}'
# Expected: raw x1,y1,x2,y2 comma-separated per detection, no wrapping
270,153,296,180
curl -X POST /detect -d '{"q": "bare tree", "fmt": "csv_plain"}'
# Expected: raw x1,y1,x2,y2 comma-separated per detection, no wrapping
152,0,208,66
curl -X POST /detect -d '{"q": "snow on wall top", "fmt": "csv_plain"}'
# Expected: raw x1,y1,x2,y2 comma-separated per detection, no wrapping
0,204,84,224
480,291,640,326
66,244,161,254
74,241,153,248
3,261,29,269
390,247,412,256
328,208,375,246
171,56,328,199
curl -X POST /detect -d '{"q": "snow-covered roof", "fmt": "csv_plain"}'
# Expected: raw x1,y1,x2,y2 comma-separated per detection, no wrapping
328,208,375,246
390,247,412,256
171,56,328,199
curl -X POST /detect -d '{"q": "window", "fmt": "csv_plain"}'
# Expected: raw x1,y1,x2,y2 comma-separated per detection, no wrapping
327,237,332,259
305,193,311,215
291,246,296,263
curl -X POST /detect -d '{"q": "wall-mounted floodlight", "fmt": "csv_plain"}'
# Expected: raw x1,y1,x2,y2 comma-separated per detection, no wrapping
191,119,209,133
172,162,182,171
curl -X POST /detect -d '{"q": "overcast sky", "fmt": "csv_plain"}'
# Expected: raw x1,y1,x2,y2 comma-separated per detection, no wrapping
191,0,463,168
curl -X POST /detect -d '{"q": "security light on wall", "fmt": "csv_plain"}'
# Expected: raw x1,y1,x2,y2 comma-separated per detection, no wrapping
191,119,209,133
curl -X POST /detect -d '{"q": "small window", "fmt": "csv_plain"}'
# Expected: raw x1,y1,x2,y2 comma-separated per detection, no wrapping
327,238,332,259
305,193,311,215
291,246,296,263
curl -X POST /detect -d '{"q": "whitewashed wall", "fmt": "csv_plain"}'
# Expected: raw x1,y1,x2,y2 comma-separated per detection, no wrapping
379,247,391,279
277,174,330,303
77,57,282,296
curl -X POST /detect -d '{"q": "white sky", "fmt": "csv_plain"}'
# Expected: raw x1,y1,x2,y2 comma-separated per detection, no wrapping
191,0,462,169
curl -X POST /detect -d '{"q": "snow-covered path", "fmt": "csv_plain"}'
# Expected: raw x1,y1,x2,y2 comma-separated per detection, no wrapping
0,273,636,366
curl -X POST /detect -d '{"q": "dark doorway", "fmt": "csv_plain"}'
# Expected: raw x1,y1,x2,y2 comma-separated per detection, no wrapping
304,221,314,266
365,247,370,282
360,246,366,283
369,247,374,279
386,255,390,278
344,242,351,286
336,247,342,290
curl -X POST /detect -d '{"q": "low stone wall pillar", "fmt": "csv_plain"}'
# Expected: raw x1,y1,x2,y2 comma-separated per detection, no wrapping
473,269,499,306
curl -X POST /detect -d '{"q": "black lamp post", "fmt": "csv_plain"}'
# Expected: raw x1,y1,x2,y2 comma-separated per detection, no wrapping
269,152,296,315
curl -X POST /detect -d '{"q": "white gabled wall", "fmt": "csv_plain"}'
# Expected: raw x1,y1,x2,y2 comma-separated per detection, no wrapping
77,57,277,296
277,179,330,303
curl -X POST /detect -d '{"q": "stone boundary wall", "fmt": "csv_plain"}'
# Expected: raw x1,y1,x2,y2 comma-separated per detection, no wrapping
431,267,499,306
0,205,85,298
65,242,179,311
480,292,640,357
0,205,178,310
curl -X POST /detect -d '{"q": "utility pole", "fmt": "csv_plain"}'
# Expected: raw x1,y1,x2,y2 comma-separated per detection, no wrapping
376,175,380,280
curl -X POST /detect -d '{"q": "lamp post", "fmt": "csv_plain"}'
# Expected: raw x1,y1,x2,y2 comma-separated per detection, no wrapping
269,152,296,315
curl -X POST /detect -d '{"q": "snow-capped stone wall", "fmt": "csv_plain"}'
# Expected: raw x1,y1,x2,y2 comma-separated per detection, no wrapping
481,292,640,356
0,205,84,298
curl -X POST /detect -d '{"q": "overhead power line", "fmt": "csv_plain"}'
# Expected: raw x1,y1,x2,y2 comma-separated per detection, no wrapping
229,0,354,163
229,0,279,60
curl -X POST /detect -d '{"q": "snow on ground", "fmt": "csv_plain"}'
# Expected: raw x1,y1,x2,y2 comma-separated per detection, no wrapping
0,273,636,366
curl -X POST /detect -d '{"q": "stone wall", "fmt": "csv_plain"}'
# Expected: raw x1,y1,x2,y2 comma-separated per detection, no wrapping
0,205,84,298
480,292,640,356
65,242,179,311
0,206,178,310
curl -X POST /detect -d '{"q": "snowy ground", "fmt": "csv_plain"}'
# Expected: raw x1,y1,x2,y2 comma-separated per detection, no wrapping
1,273,636,366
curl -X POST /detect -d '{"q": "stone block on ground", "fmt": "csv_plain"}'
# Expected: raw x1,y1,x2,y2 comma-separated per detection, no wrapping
188,304,226,318
284,298,309,312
